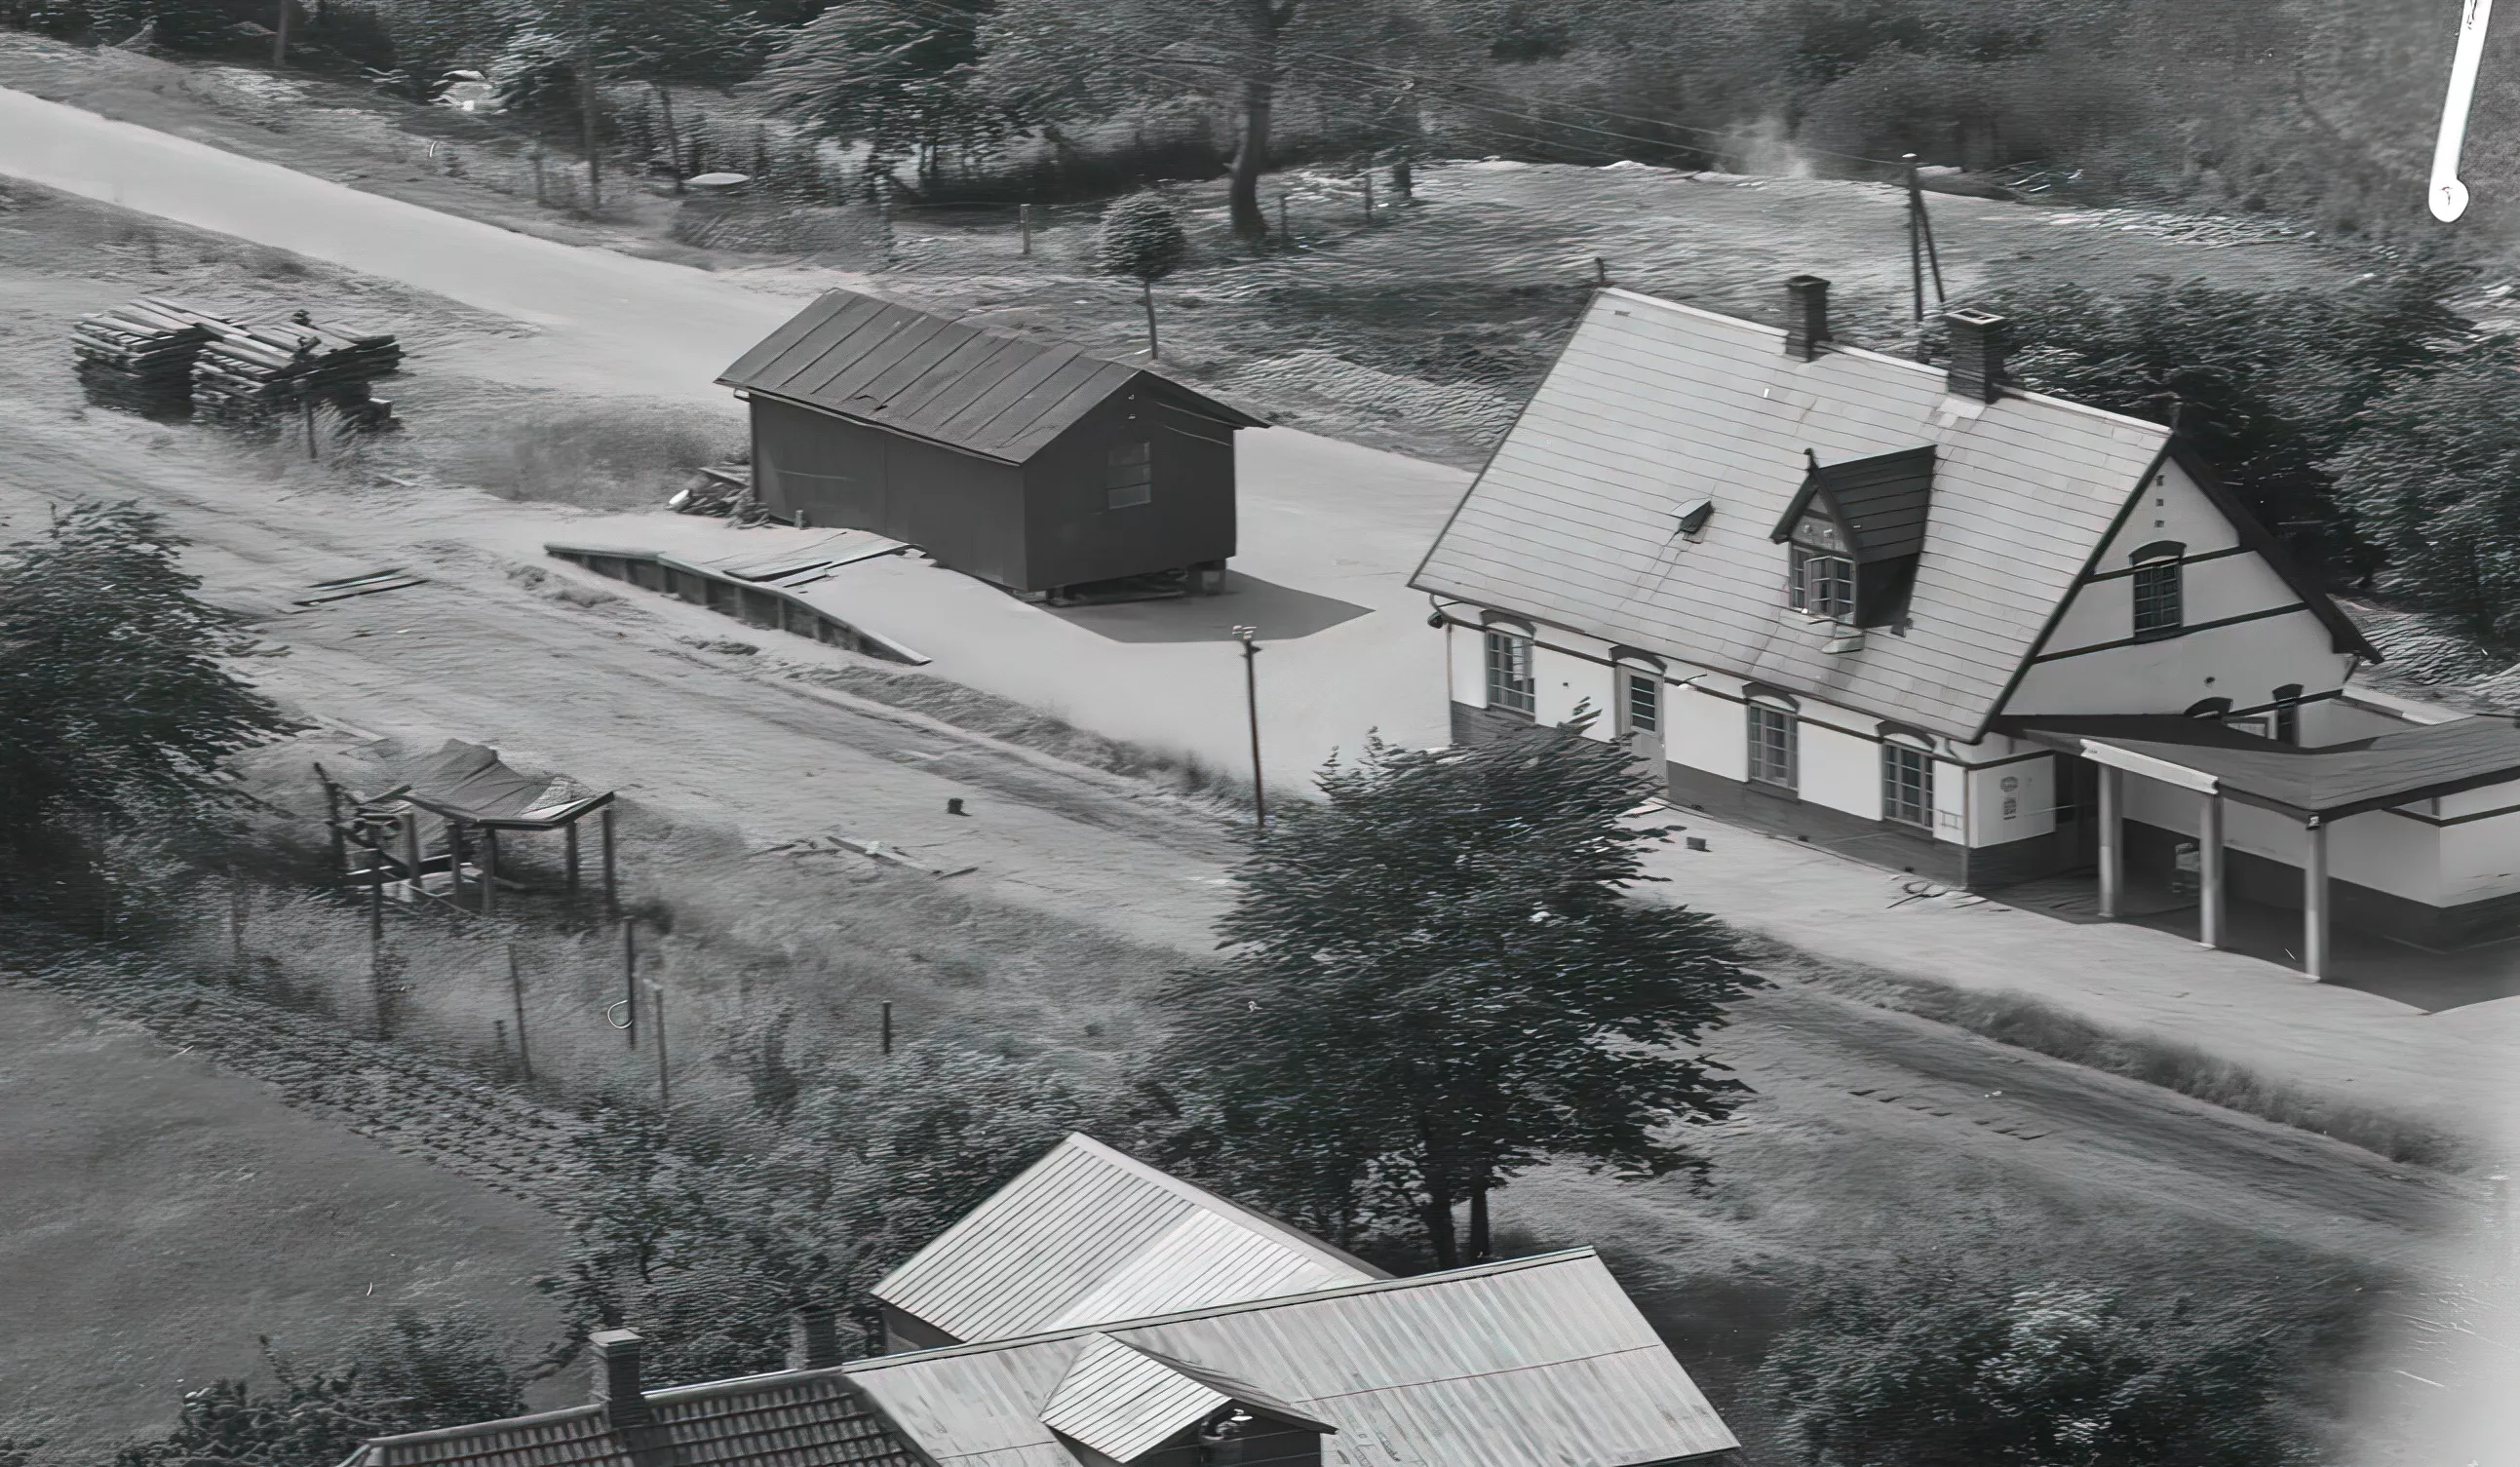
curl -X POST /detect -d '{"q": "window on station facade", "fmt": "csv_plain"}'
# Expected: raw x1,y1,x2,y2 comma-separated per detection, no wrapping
1623,672,1659,735
1881,742,1933,828
2132,554,2184,637
1484,630,1535,716
1747,703,1797,789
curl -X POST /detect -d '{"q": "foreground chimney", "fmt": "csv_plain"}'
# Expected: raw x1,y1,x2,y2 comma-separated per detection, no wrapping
1783,275,1830,361
788,1303,844,1371
1944,308,2007,402
589,1329,651,1427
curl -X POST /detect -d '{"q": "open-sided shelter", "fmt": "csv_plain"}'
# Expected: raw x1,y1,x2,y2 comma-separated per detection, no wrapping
717,290,1268,599
321,741,615,915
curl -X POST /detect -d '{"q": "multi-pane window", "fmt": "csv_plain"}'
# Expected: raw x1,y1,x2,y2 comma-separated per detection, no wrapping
1484,631,1535,716
1881,743,1933,828
2132,558,2183,637
2273,683,2303,745
1624,673,1660,736
1747,704,1796,789
1788,513,1855,621
1106,441,1153,509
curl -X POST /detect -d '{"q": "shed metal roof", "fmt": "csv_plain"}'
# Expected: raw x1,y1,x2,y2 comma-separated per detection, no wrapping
847,1250,1737,1467
717,290,1265,465
345,1367,921,1467
872,1134,1384,1344
1412,288,2178,741
2008,713,2520,819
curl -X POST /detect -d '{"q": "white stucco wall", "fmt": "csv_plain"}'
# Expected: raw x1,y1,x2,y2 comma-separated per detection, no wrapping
1532,637,1617,734
1964,757,2051,845
2002,458,2354,718
1448,622,1487,710
1668,676,1749,782
2439,780,2520,905
1799,721,1880,822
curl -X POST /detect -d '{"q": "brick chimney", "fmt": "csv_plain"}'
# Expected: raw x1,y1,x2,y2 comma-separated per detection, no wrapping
589,1330,651,1427
1944,308,2007,402
1783,276,1830,362
788,1304,844,1371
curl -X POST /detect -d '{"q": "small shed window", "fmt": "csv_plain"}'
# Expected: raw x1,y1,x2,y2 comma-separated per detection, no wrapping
1747,703,1797,790
2132,550,2183,638
1484,631,1536,716
1788,514,1853,620
1881,742,1933,829
1106,441,1153,509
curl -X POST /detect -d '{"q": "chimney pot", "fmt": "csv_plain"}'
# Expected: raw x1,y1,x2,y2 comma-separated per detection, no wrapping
1784,276,1830,362
589,1330,651,1426
788,1304,844,1371
1944,308,2008,403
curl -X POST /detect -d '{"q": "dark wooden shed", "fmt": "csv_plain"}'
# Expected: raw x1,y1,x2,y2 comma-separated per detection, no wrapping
717,290,1268,598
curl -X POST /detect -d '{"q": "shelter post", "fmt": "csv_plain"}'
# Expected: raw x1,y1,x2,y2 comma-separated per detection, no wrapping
2304,817,2330,980
482,828,500,916
602,804,619,916
317,765,346,876
2096,762,2122,920
2198,791,2226,950
401,811,423,905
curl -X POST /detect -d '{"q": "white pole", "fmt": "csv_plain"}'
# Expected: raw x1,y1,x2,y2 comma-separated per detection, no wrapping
2096,763,2122,920
2303,818,2330,980
2198,791,2225,949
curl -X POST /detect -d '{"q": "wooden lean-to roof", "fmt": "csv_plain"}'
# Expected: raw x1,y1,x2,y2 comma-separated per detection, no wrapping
873,1134,1384,1345
1412,288,2182,742
717,290,1265,465
848,1250,1739,1467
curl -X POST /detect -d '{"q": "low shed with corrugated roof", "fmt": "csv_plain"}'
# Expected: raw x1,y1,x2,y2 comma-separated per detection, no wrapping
717,290,1267,599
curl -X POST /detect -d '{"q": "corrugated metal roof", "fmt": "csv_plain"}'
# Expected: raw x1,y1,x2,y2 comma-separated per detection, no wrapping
1411,288,2176,741
849,1250,1738,1467
717,290,1265,466
347,1368,922,1467
873,1134,1384,1345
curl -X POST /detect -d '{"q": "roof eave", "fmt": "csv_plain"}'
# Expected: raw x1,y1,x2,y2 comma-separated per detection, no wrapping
2165,440,2381,663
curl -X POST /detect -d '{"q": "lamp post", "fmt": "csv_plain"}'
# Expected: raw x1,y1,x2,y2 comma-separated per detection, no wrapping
1233,626,1264,832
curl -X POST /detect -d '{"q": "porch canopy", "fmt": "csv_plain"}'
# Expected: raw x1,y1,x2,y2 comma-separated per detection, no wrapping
1999,713,2520,979
2003,714,2520,820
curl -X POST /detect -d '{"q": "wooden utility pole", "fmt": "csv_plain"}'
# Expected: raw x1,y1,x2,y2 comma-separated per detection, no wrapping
1362,170,1375,226
1904,154,1924,328
271,0,290,66
621,919,639,1049
601,803,618,915
1234,626,1265,831
879,999,893,1056
509,944,533,1082
653,981,669,1111
1141,278,1160,363
1019,203,1031,257
579,0,601,212
1277,192,1290,245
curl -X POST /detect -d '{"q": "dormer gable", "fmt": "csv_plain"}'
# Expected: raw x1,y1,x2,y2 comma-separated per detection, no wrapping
1039,1334,1334,1467
1769,445,1935,628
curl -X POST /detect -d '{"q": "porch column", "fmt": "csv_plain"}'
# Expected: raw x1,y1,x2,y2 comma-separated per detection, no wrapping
2303,817,2329,981
2096,763,2123,920
2198,792,2225,950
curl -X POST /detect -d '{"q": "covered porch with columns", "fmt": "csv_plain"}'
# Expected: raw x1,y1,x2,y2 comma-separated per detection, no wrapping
2007,714,2520,981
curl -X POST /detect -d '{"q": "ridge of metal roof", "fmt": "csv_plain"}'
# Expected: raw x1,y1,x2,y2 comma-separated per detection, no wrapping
856,1250,1604,1371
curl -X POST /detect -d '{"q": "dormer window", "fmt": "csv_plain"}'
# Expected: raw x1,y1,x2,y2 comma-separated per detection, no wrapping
1788,513,1855,621
1771,447,1934,631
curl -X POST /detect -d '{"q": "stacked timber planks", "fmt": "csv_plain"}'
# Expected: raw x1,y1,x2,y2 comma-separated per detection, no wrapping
70,298,230,418
178,300,404,431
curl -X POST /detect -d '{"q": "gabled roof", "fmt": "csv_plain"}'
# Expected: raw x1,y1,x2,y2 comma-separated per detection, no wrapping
1036,1333,1333,1461
717,290,1265,465
872,1134,1384,1345
342,1367,922,1467
1412,288,2181,741
1771,445,1935,563
847,1250,1738,1467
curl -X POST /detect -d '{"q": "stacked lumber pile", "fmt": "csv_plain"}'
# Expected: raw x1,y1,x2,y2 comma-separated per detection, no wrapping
185,303,404,431
69,299,229,418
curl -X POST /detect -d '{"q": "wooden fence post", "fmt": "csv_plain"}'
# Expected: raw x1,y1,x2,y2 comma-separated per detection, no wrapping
880,999,893,1056
622,919,639,1050
1019,202,1031,257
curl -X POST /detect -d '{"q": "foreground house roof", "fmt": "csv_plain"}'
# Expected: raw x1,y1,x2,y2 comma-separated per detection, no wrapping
873,1133,1385,1344
716,290,1265,466
1413,287,2187,740
343,1366,919,1467
850,1249,1738,1467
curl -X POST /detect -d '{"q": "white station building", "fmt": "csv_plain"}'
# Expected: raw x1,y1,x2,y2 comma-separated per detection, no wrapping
1412,278,2520,976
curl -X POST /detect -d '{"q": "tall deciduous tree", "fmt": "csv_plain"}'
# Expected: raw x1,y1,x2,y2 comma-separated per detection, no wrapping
1152,719,1753,1268
2333,348,2520,640
1096,192,1187,361
594,0,764,191
1758,1263,2315,1467
755,0,1002,189
0,503,288,878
